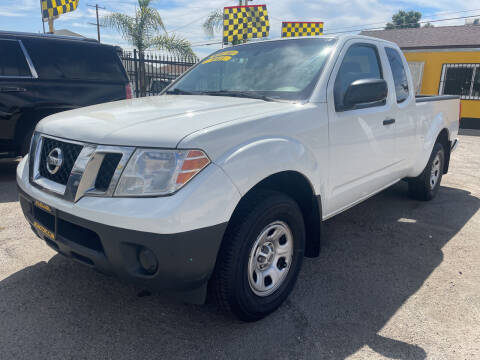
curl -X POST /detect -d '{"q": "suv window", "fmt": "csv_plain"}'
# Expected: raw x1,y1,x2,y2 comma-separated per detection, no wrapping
334,44,383,110
0,39,31,77
24,40,126,82
385,47,409,103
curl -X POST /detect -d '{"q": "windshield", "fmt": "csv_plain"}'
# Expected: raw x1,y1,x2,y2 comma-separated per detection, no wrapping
167,38,337,102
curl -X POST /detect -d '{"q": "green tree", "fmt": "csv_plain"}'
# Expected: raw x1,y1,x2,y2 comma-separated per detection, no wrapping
103,0,195,95
385,10,422,29
423,22,435,28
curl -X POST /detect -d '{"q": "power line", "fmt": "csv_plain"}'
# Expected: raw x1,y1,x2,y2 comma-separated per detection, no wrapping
167,12,212,32
324,13,480,35
271,8,480,33
324,8,480,33
190,13,480,47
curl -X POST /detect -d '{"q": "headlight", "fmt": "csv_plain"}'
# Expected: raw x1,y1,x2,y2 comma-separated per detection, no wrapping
114,149,210,196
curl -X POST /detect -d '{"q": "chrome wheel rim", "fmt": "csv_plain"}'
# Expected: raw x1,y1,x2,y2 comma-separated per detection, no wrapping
430,153,442,189
247,221,294,297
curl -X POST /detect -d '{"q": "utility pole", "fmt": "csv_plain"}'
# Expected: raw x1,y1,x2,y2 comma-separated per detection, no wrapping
87,3,105,42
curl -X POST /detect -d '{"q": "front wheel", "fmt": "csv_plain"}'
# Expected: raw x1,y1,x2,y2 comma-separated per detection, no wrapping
210,190,305,322
408,142,445,201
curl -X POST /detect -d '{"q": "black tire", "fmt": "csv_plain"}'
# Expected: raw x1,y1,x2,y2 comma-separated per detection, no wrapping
20,128,35,157
408,142,445,201
210,190,305,322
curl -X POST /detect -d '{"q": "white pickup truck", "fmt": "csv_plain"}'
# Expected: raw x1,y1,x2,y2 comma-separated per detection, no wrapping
17,35,460,321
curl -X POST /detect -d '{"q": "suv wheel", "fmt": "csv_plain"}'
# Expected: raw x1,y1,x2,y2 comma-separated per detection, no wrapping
408,142,445,201
210,190,305,322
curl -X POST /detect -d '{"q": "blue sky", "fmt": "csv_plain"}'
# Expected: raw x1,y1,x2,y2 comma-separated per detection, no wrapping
0,0,478,58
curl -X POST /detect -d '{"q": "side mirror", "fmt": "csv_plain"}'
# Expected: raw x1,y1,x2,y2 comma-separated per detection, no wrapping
343,78,388,110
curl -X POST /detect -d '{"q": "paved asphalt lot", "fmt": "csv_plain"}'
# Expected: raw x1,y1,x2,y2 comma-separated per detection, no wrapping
0,134,479,360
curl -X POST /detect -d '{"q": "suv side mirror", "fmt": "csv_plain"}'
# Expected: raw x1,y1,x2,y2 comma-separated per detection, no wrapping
343,79,388,110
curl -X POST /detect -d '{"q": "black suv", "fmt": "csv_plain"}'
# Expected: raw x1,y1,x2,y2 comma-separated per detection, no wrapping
0,31,131,157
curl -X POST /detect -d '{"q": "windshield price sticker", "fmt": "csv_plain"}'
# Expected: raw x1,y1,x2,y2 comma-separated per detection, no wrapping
202,50,239,64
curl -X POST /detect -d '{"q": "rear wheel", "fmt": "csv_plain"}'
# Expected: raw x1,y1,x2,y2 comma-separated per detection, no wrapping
408,142,445,201
210,190,305,322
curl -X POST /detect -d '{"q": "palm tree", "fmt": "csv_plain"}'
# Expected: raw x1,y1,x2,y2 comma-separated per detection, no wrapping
203,9,224,39
103,0,195,95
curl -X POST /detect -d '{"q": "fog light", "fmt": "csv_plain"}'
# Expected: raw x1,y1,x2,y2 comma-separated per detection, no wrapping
138,247,158,274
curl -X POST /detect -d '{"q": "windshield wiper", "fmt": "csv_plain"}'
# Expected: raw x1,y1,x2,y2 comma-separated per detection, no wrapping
201,90,277,102
165,88,197,95
166,89,278,102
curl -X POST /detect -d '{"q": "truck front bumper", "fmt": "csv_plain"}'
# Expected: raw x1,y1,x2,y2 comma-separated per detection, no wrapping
18,187,227,303
16,156,240,303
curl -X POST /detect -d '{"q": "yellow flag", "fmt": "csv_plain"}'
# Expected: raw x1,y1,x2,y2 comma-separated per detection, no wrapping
42,0,79,21
282,22,324,38
223,5,270,44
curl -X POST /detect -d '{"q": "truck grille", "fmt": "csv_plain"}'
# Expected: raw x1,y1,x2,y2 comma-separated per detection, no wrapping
38,137,83,185
30,134,134,202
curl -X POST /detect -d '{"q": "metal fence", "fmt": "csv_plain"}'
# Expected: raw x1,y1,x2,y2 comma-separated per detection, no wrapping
120,50,198,98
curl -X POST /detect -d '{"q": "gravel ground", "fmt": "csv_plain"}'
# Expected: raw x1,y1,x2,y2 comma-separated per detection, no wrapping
0,135,479,360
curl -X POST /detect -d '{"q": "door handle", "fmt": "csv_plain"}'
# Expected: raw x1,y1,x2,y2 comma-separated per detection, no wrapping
0,87,27,93
383,118,395,126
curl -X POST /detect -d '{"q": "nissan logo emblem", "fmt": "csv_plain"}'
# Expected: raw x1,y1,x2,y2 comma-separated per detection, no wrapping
46,147,63,175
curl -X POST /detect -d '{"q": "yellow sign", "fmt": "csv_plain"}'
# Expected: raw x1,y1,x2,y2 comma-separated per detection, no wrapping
202,50,239,64
33,221,55,240
42,0,79,21
223,5,269,44
282,22,324,38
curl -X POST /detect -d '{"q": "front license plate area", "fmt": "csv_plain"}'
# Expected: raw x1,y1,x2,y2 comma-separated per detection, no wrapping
33,201,56,240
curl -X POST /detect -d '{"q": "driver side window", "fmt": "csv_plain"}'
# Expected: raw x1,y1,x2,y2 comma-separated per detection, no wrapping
334,44,383,111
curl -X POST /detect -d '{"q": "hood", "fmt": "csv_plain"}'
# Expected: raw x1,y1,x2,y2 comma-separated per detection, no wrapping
36,95,300,148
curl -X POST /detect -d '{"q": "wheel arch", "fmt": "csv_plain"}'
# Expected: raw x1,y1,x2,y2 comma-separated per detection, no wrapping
409,125,451,178
225,171,323,258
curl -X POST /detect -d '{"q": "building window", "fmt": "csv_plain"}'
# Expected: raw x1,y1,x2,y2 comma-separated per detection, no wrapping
439,64,480,100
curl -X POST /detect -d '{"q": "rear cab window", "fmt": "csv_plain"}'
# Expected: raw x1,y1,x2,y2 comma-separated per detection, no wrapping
23,39,127,83
334,43,384,111
0,39,31,77
385,47,409,103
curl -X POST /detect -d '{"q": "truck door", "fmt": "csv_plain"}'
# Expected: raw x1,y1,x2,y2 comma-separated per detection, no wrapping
326,41,398,216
